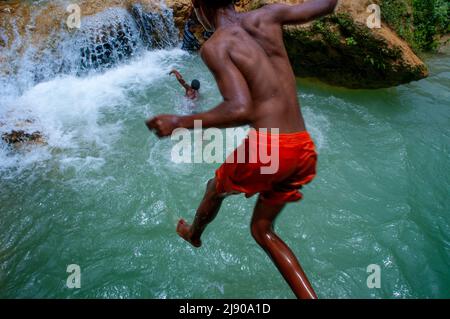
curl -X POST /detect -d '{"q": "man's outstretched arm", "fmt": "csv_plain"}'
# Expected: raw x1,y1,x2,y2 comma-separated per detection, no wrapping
267,0,338,25
147,44,252,137
170,69,191,91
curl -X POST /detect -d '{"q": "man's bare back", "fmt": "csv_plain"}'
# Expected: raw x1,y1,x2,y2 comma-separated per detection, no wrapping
201,12,306,133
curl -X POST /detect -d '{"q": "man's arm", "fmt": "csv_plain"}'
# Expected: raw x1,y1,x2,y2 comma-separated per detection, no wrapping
147,44,252,137
170,69,191,91
266,0,338,25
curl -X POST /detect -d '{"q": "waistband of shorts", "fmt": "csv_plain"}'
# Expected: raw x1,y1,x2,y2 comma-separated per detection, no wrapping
248,129,312,145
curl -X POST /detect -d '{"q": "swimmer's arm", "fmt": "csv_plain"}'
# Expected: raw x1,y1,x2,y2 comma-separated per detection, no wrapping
178,44,252,129
170,69,191,91
267,0,338,25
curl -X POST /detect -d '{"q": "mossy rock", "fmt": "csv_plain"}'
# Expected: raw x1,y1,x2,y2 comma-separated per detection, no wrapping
284,13,428,88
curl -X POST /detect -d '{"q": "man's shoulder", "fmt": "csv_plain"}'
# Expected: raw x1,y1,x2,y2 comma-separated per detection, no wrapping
200,33,229,60
199,39,216,60
244,4,276,22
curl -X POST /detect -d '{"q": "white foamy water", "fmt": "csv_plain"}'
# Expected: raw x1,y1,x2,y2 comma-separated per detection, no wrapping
0,49,188,175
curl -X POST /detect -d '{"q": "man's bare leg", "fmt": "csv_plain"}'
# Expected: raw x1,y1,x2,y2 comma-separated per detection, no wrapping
250,196,318,299
177,178,227,248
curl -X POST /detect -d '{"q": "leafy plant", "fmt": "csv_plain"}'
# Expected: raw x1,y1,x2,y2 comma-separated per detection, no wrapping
381,0,450,52
346,37,357,46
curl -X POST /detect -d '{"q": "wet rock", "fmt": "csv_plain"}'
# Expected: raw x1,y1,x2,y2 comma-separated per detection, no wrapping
166,0,191,33
131,3,178,49
2,130,44,146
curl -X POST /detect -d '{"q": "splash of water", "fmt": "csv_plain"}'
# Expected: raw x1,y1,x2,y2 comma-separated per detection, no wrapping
0,0,184,175
0,48,188,175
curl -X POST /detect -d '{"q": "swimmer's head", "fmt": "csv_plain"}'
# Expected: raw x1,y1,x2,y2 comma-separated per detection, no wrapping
191,0,235,32
191,79,200,91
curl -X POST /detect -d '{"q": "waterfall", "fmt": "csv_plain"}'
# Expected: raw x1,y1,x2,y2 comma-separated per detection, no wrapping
0,1,180,95
131,3,179,50
0,0,181,150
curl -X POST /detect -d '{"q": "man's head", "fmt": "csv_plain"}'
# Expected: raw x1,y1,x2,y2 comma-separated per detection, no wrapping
191,0,235,32
191,79,200,91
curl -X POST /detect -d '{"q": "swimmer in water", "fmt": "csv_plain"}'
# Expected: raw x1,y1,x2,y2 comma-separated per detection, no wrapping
147,0,339,299
170,69,200,100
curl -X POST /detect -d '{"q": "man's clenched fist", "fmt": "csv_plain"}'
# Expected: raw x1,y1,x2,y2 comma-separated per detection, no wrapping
146,114,181,137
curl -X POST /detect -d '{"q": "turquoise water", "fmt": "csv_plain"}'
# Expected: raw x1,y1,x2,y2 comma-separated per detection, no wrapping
0,49,449,298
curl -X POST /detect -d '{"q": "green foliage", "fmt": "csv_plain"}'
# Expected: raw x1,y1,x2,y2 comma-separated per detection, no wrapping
381,0,449,52
412,0,449,51
345,37,357,46
380,0,415,46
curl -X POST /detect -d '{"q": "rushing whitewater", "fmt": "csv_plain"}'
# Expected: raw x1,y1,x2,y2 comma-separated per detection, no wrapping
0,48,190,173
0,1,179,173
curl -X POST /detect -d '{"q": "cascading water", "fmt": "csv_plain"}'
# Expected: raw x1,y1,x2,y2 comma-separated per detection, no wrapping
131,3,179,50
0,0,180,158
1,1,179,92
76,8,144,73
77,3,179,73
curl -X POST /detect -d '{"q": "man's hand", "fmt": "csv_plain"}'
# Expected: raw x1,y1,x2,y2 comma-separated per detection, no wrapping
146,114,181,138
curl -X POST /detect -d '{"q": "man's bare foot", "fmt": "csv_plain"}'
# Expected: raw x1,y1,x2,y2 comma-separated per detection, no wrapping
176,219,202,248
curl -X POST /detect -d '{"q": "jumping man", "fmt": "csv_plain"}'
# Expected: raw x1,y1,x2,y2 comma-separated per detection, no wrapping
146,0,338,299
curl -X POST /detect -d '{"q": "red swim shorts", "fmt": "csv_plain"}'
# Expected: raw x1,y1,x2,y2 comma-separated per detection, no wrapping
215,129,317,205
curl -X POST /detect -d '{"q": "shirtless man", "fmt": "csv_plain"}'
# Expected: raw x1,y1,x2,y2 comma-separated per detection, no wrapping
146,0,338,299
170,69,200,100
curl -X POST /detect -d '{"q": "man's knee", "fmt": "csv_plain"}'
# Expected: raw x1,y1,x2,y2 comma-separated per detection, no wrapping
206,178,231,200
206,178,223,200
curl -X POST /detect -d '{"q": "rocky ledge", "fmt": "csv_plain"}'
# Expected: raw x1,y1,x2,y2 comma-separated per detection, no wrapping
0,0,430,89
